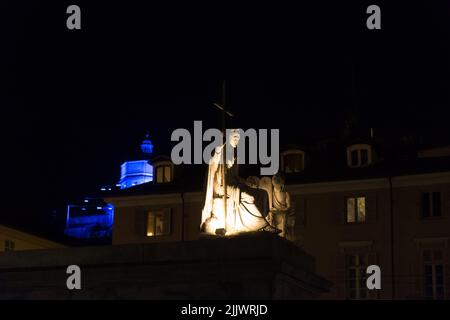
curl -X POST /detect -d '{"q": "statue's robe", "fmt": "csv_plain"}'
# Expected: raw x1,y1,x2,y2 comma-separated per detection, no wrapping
201,146,270,234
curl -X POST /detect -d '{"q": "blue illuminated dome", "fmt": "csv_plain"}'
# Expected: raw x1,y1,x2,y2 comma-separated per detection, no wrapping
141,134,154,156
118,134,156,190
119,160,154,189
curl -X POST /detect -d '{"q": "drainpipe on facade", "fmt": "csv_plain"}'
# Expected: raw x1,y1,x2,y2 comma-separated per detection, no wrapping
389,175,396,300
181,192,186,242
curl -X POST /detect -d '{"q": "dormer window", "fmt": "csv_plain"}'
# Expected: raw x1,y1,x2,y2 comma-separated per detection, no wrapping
281,150,305,174
154,160,173,184
347,144,373,168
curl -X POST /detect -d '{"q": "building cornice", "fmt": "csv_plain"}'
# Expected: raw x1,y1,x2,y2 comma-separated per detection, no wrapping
287,178,389,195
391,172,450,188
107,172,450,204
287,171,450,195
106,192,203,207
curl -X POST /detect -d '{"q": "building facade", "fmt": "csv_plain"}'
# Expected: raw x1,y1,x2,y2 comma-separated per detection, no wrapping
0,225,65,253
107,140,450,300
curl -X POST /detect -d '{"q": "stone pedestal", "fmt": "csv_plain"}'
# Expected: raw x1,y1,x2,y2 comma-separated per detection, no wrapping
0,233,331,300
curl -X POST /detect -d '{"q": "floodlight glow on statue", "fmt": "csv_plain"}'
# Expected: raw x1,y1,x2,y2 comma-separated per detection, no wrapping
201,130,281,236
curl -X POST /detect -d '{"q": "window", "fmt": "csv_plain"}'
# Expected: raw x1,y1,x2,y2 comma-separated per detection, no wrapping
422,192,442,218
146,210,172,237
347,144,373,168
155,165,172,184
282,150,305,174
347,254,369,300
4,240,15,252
423,250,446,300
347,197,367,224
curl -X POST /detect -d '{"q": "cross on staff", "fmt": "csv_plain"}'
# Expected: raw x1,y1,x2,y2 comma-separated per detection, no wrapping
213,80,235,234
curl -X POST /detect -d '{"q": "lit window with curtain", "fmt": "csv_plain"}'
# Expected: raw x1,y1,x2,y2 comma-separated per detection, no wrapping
346,197,367,224
154,161,173,184
146,210,172,237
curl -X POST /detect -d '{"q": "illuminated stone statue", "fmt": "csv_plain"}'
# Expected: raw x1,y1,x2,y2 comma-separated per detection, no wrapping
201,130,280,236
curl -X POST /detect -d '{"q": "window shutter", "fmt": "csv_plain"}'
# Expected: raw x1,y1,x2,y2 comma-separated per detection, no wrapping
422,193,430,218
336,254,347,299
351,150,359,167
367,253,379,299
336,196,346,225
366,194,378,224
156,167,163,183
163,208,172,235
361,149,369,166
433,192,442,217
135,209,148,239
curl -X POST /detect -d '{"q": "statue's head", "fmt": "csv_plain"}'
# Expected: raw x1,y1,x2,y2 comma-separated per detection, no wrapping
272,173,286,188
228,129,241,149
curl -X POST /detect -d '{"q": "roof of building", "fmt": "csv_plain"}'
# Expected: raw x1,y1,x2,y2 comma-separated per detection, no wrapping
106,135,450,198
107,164,207,197
0,224,66,248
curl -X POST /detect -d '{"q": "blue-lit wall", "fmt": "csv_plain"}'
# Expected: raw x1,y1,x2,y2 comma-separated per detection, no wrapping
119,160,154,189
64,202,114,239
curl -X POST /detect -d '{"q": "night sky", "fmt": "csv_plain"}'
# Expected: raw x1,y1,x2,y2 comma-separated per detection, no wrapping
1,1,449,234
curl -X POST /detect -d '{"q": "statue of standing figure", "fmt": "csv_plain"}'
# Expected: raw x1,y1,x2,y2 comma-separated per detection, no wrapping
201,130,292,237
